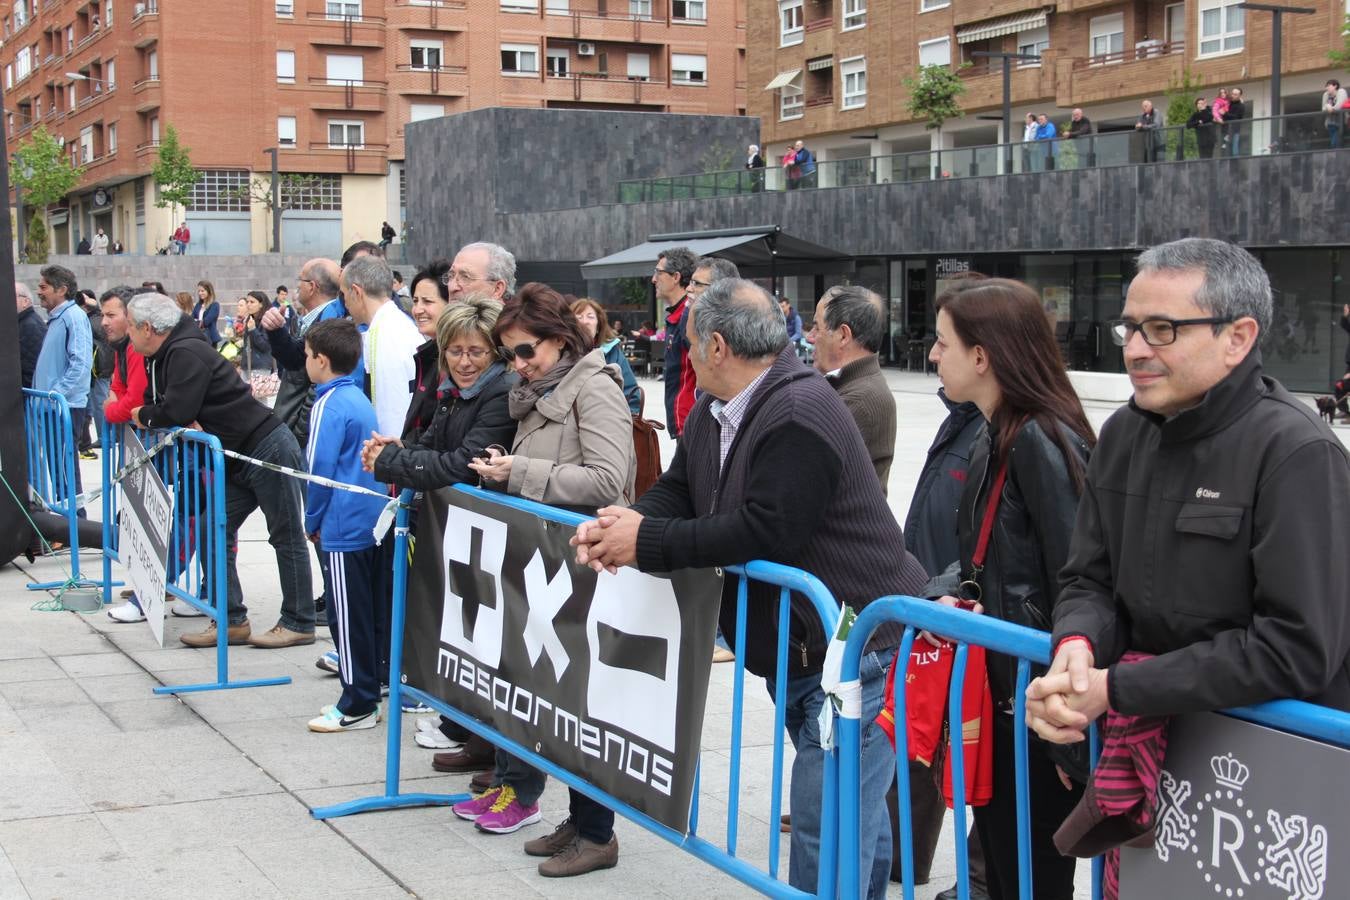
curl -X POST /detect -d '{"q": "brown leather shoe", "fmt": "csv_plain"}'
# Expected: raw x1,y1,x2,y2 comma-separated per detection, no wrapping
469,770,494,793
780,813,791,833
433,734,495,773
181,621,251,648
247,624,316,649
524,817,578,857
537,834,618,877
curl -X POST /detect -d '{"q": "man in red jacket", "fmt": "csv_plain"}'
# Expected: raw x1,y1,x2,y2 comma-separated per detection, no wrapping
99,286,146,426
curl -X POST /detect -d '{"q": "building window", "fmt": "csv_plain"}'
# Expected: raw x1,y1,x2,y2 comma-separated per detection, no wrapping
277,50,295,83
278,115,296,145
1016,25,1048,65
105,59,116,88
779,0,803,45
147,48,158,79
840,56,866,108
842,0,865,30
672,0,705,20
629,0,652,17
326,0,361,18
107,0,113,27
671,52,706,84
920,0,949,12
410,40,443,70
106,122,117,154
547,48,569,77
780,73,803,120
327,119,364,148
409,102,444,122
186,169,250,212
1198,0,1243,56
500,43,539,75
15,47,30,81
917,37,950,68
149,114,159,143
326,53,363,85
65,25,73,52
275,0,293,14
500,0,537,10
288,174,343,211
1089,13,1125,61
79,125,95,162
626,52,649,80
4,65,11,90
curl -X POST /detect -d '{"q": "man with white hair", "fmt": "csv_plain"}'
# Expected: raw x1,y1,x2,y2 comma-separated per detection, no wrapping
746,144,765,192
128,292,315,650
444,241,515,304
342,254,423,436
15,282,46,389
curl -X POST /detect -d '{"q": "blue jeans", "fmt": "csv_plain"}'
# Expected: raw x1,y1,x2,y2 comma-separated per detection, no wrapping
85,377,110,448
223,425,313,631
766,649,893,899
1330,124,1342,149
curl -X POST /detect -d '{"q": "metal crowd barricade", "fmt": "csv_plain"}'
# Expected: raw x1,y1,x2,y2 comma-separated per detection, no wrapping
312,484,844,899
99,420,292,695
21,388,90,590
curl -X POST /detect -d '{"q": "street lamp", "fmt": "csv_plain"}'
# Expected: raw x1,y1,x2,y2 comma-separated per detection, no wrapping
263,147,281,254
970,51,1042,174
1235,3,1316,145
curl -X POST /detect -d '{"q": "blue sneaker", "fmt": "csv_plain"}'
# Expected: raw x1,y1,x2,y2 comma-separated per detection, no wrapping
315,650,339,675
401,698,433,714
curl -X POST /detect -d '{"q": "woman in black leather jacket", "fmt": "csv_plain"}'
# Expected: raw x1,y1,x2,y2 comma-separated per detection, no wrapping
927,277,1096,900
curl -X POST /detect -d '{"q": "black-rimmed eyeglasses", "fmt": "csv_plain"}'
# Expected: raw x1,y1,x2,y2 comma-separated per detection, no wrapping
1107,316,1234,347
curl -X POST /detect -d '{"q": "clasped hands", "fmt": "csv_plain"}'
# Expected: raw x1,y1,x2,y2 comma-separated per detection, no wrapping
1025,640,1111,744
360,432,401,472
569,507,644,575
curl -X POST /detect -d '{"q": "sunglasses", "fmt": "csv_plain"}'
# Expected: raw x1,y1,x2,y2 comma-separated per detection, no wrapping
497,336,545,361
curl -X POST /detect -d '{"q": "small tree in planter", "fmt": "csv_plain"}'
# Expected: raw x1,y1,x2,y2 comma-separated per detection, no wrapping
903,64,967,178
152,125,200,229
10,126,84,263
1330,15,1350,65
1165,69,1205,161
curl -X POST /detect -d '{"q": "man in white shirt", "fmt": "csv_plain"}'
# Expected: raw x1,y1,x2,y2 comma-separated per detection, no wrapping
341,255,422,436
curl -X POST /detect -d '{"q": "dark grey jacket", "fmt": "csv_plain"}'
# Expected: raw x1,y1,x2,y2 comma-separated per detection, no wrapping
904,391,983,577
18,306,46,389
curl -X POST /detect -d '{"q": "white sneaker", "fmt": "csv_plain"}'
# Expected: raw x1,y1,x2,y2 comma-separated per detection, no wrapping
171,600,206,618
308,704,381,733
414,729,462,751
315,650,340,675
107,600,146,623
415,717,440,733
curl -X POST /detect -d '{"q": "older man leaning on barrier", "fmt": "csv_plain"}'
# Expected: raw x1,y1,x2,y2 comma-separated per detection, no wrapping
128,292,316,650
571,278,929,899
1027,237,1350,742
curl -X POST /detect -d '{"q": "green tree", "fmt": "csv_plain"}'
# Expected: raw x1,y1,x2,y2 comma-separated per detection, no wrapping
1330,15,1350,66
903,64,967,137
9,125,84,263
1165,68,1206,161
152,124,200,223
227,173,325,252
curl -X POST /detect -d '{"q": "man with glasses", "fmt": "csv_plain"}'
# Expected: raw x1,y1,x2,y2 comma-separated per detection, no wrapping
654,246,698,437
1027,238,1350,750
445,242,515,304
261,258,349,447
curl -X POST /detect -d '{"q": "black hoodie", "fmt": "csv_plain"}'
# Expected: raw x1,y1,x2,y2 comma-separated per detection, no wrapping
138,313,282,454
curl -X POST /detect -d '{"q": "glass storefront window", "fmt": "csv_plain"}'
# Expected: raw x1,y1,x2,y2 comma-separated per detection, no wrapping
1257,249,1336,393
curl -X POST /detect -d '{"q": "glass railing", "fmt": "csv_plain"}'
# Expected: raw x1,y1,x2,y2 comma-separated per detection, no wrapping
616,111,1344,203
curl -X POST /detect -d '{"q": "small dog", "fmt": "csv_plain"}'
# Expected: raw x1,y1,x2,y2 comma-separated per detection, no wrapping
1316,396,1338,424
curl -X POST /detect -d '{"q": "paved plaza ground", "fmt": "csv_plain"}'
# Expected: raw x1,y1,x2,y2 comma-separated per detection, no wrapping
1,368,1341,899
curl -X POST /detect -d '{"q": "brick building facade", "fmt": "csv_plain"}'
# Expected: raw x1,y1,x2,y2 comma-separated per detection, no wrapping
0,0,745,255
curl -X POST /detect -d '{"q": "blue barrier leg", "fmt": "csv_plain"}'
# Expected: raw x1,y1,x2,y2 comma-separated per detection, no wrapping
949,643,970,900
101,422,114,606
1014,658,1033,900
769,587,790,883
725,575,750,857
1090,724,1103,900
893,628,917,900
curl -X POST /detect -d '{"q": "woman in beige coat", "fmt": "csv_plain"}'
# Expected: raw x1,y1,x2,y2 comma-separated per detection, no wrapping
463,282,634,878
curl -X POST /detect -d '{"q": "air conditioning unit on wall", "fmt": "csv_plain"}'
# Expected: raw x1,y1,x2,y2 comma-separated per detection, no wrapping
577,42,596,56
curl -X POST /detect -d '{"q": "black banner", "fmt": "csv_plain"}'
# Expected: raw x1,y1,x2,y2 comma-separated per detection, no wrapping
403,488,723,832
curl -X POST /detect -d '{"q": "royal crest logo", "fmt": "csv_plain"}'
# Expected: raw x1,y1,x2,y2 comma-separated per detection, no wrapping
1212,753,1251,791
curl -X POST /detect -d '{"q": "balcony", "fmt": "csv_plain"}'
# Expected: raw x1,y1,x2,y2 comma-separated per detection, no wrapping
135,139,161,158
304,11,387,47
305,140,390,174
133,76,160,111
304,77,388,112
131,1,159,48
545,6,669,43
951,0,1052,27
387,0,469,31
392,63,469,97
1061,41,1187,106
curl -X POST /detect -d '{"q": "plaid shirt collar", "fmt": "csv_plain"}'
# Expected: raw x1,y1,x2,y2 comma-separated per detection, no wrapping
709,366,771,472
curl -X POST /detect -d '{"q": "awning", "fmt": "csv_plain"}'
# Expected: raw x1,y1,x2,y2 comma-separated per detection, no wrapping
764,69,801,91
580,226,852,280
806,56,834,71
956,8,1049,44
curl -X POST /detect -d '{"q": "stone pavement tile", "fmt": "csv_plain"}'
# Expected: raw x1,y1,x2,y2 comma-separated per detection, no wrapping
331,887,416,899
0,735,89,821
71,672,162,704
12,856,147,900
98,793,332,855
99,697,200,732
0,676,88,710
1,630,121,660
507,847,670,899
14,701,120,739
0,813,119,870
350,823,508,892
53,652,145,679
238,832,396,898
211,717,395,791
699,706,785,752
0,696,23,735
0,848,27,900
124,646,300,678
180,673,343,725
299,779,472,836
41,725,241,770
65,751,281,812
0,658,64,684
415,870,544,900
135,845,284,900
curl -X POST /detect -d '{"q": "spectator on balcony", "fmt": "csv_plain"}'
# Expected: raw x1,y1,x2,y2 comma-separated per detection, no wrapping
1187,97,1218,159
746,143,765,192
91,227,109,255
1226,87,1246,156
1323,80,1347,149
76,235,91,255
1035,113,1059,171
782,143,800,189
1022,113,1040,171
1135,99,1164,163
1066,108,1093,140
793,139,817,188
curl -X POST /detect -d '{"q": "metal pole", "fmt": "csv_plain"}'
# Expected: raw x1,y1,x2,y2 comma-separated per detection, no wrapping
1002,56,1013,175
265,147,280,254
1270,11,1282,122
14,183,22,258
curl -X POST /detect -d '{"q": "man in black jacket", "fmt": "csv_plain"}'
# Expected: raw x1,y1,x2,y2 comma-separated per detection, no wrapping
128,293,315,650
15,281,46,389
572,279,928,899
1028,238,1350,744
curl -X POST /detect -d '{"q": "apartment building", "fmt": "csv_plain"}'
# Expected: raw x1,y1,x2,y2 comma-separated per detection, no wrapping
751,0,1348,170
0,0,746,255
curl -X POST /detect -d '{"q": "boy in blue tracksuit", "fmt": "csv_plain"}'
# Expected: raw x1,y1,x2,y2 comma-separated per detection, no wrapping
302,319,390,733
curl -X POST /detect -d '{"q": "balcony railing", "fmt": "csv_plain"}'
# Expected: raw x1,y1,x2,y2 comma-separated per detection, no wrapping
1076,39,1184,69
804,16,832,32
132,0,159,20
615,111,1343,203
805,94,832,108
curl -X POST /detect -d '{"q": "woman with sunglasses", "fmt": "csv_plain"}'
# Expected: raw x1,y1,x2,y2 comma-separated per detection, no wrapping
926,278,1096,900
458,282,635,878
571,297,641,414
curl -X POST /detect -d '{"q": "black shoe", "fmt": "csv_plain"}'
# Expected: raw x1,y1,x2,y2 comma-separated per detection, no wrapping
936,885,991,900
314,594,327,627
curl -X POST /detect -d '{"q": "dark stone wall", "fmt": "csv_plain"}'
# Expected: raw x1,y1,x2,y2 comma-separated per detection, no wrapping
406,108,1350,267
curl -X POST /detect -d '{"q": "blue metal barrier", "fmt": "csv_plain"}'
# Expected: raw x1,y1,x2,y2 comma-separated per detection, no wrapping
311,484,844,899
22,388,91,589
99,421,292,694
838,595,1350,900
